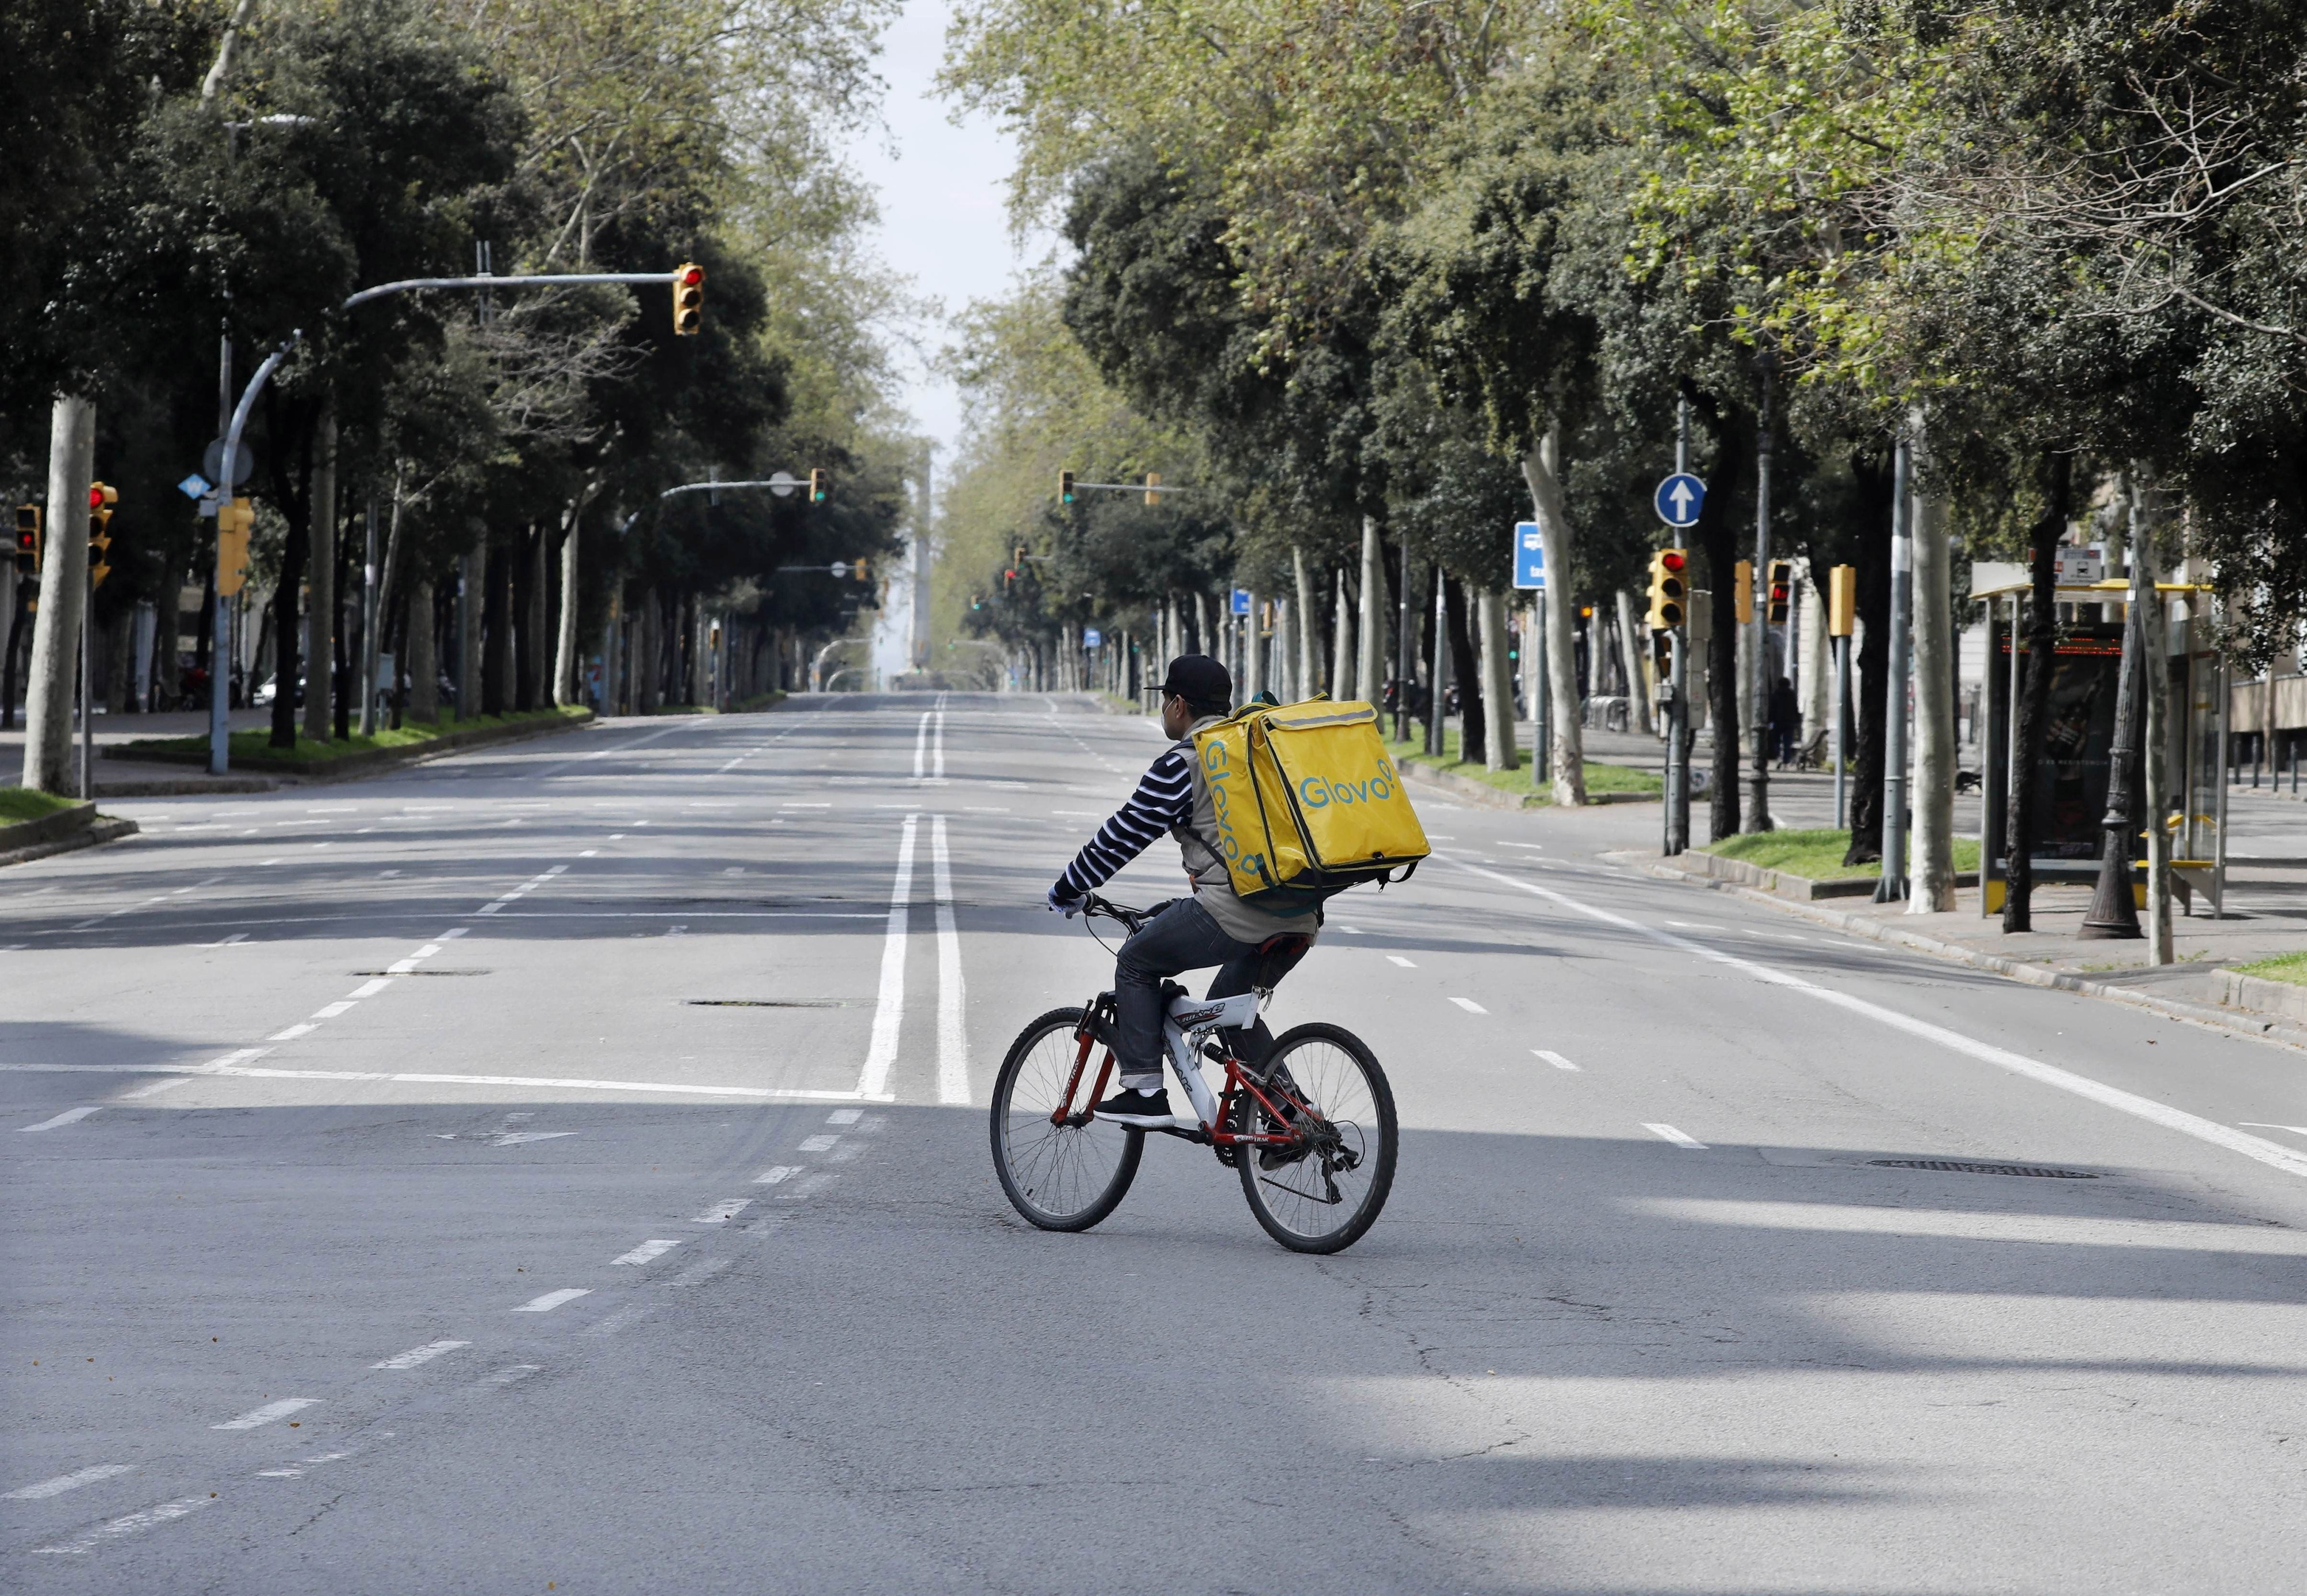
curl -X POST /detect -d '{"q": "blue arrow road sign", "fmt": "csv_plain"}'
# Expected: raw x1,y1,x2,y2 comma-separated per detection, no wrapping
1083,628,1102,648
1231,588,1252,615
1513,523,1546,590
1654,472,1705,528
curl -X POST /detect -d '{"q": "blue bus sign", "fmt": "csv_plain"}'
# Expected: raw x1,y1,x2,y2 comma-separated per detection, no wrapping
1654,472,1705,528
1231,588,1252,615
1513,524,1546,591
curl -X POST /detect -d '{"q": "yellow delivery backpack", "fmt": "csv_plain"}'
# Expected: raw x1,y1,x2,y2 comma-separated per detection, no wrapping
1191,696,1429,917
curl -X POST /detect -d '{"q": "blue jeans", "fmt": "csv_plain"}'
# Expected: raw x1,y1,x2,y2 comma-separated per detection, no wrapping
1113,897,1299,1091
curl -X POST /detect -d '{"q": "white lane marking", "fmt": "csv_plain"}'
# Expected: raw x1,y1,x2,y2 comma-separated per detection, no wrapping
1665,920,1722,930
371,1339,469,1370
934,709,946,780
491,1131,577,1146
692,1199,752,1223
1644,1122,1708,1149
931,814,971,1106
1387,955,1417,968
0,1061,890,1101
260,858,281,865
1441,852,2307,1183
611,1239,682,1266
5,1463,136,1500
386,959,417,974
1645,1199,2307,1255
826,1108,862,1125
753,1166,801,1184
670,1257,732,1287
31,1494,213,1554
510,1289,591,1312
206,931,250,947
1338,925,1364,935
777,1171,838,1200
1051,809,1098,816
21,1106,100,1132
855,816,918,1099
311,1001,356,1019
1500,842,1546,851
1534,1049,1581,1072
268,1023,317,1041
116,1076,192,1100
913,712,932,780
585,1305,651,1338
1448,996,1487,1013
798,1135,840,1153
780,803,830,809
2240,1123,2307,1137
415,942,444,957
212,1398,319,1430
580,849,598,857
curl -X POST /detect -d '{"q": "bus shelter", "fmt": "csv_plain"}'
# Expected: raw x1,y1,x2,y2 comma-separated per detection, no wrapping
1972,569,2227,919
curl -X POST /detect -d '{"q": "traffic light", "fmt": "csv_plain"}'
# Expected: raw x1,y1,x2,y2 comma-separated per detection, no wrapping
1765,558,1794,625
1144,471,1160,506
1645,547,1688,629
1651,626,1671,692
87,482,117,588
1827,564,1856,637
808,467,828,504
851,557,869,583
13,505,40,576
671,262,704,335
216,498,254,596
1734,558,1753,625
1058,470,1075,505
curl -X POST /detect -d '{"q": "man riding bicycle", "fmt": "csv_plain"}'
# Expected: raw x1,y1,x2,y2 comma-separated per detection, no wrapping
1046,655,1315,1129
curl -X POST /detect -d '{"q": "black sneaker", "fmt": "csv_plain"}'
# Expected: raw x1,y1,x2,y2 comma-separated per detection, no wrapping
1092,1087,1175,1127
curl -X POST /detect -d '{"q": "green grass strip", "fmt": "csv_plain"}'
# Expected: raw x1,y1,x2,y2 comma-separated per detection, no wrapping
117,705,588,765
1701,827,1981,880
2230,949,2307,987
1384,728,1662,802
0,787,83,824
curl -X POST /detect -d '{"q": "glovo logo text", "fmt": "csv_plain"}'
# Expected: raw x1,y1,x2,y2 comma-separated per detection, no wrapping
1298,757,1397,810
1201,738,1244,859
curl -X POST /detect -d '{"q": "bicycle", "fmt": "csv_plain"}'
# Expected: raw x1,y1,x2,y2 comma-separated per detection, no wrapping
989,895,1397,1254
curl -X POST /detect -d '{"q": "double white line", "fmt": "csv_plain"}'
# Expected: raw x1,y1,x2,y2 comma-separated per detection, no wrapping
912,711,946,782
855,814,970,1105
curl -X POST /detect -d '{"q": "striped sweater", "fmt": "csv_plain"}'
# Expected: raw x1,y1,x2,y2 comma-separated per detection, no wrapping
1053,741,1197,900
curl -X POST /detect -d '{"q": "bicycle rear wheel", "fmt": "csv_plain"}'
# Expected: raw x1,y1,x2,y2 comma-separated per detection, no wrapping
990,1007,1142,1231
1237,1022,1396,1253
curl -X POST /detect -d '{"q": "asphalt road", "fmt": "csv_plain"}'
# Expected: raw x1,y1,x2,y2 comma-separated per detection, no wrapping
5,693,2304,1594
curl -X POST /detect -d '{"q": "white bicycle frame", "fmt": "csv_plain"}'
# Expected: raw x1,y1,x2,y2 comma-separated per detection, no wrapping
1159,990,1263,1129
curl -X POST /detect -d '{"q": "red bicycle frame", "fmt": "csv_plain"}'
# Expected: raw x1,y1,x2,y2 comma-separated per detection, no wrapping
1050,1017,1311,1150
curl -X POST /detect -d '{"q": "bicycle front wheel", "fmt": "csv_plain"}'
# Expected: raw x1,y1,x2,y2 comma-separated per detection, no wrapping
1237,1022,1397,1253
990,1007,1142,1231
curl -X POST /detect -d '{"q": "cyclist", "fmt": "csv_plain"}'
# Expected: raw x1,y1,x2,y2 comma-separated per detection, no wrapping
1045,654,1314,1129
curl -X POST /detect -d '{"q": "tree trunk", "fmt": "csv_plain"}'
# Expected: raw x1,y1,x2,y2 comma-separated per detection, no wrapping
457,545,482,720
1331,568,1354,699
1615,588,1651,735
2002,450,2072,932
1292,547,1316,699
332,518,351,742
1798,558,1831,754
515,524,544,711
1479,588,1517,769
409,578,439,723
1356,515,1384,707
555,515,581,705
483,538,511,716
1445,574,1483,765
303,399,336,742
1521,423,1585,805
1907,430,1957,912
22,396,96,791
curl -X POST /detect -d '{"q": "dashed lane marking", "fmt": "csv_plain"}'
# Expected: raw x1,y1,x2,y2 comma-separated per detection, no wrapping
1643,1123,1708,1150
611,1240,682,1266
826,1108,862,1125
798,1135,840,1153
1449,997,1487,1014
691,1199,752,1223
5,1464,136,1501
372,1340,469,1370
1387,955,1416,968
20,1106,100,1132
1534,1050,1581,1071
31,1495,213,1554
753,1166,801,1185
212,1398,319,1430
510,1289,591,1313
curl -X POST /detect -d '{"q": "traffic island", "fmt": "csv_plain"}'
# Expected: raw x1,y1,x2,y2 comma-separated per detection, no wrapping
107,705,595,782
1689,828,1978,901
0,790,140,868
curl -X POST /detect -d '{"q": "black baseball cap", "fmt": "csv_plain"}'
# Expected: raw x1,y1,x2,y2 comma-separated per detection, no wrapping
1156,655,1232,711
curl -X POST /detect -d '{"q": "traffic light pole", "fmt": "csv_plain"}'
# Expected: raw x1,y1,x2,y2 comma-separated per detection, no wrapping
1746,362,1774,833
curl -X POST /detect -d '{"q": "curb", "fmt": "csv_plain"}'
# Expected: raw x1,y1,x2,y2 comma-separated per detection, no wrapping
1603,849,2307,1052
106,711,595,783
0,813,140,869
1675,847,1977,902
96,776,281,798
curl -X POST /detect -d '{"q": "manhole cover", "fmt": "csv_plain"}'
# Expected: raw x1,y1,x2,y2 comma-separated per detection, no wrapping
1870,1159,2099,1178
684,999,852,1008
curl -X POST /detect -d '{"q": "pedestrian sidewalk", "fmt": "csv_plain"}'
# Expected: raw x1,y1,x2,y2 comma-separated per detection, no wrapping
0,708,284,795
1610,847,2307,1050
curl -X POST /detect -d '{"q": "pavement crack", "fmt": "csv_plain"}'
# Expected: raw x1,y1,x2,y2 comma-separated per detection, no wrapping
287,1492,345,1537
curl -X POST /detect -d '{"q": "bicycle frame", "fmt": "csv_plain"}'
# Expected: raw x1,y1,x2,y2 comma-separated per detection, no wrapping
1049,991,1307,1150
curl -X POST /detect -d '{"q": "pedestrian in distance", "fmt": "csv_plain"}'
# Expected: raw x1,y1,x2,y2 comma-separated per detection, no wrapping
1770,674,1801,769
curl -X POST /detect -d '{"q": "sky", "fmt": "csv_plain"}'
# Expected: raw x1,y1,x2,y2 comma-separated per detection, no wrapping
848,0,1050,470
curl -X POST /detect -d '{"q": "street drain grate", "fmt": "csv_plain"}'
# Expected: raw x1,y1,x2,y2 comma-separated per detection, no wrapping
685,999,852,1008
1870,1159,2099,1178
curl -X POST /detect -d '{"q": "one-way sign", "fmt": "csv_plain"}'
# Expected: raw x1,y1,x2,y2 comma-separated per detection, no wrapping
1654,472,1705,528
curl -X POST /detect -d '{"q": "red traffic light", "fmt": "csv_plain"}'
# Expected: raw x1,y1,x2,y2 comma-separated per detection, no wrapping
678,265,704,287
1659,550,1686,573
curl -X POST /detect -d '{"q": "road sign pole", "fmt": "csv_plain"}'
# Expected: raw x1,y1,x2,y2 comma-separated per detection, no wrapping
1747,363,1773,833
